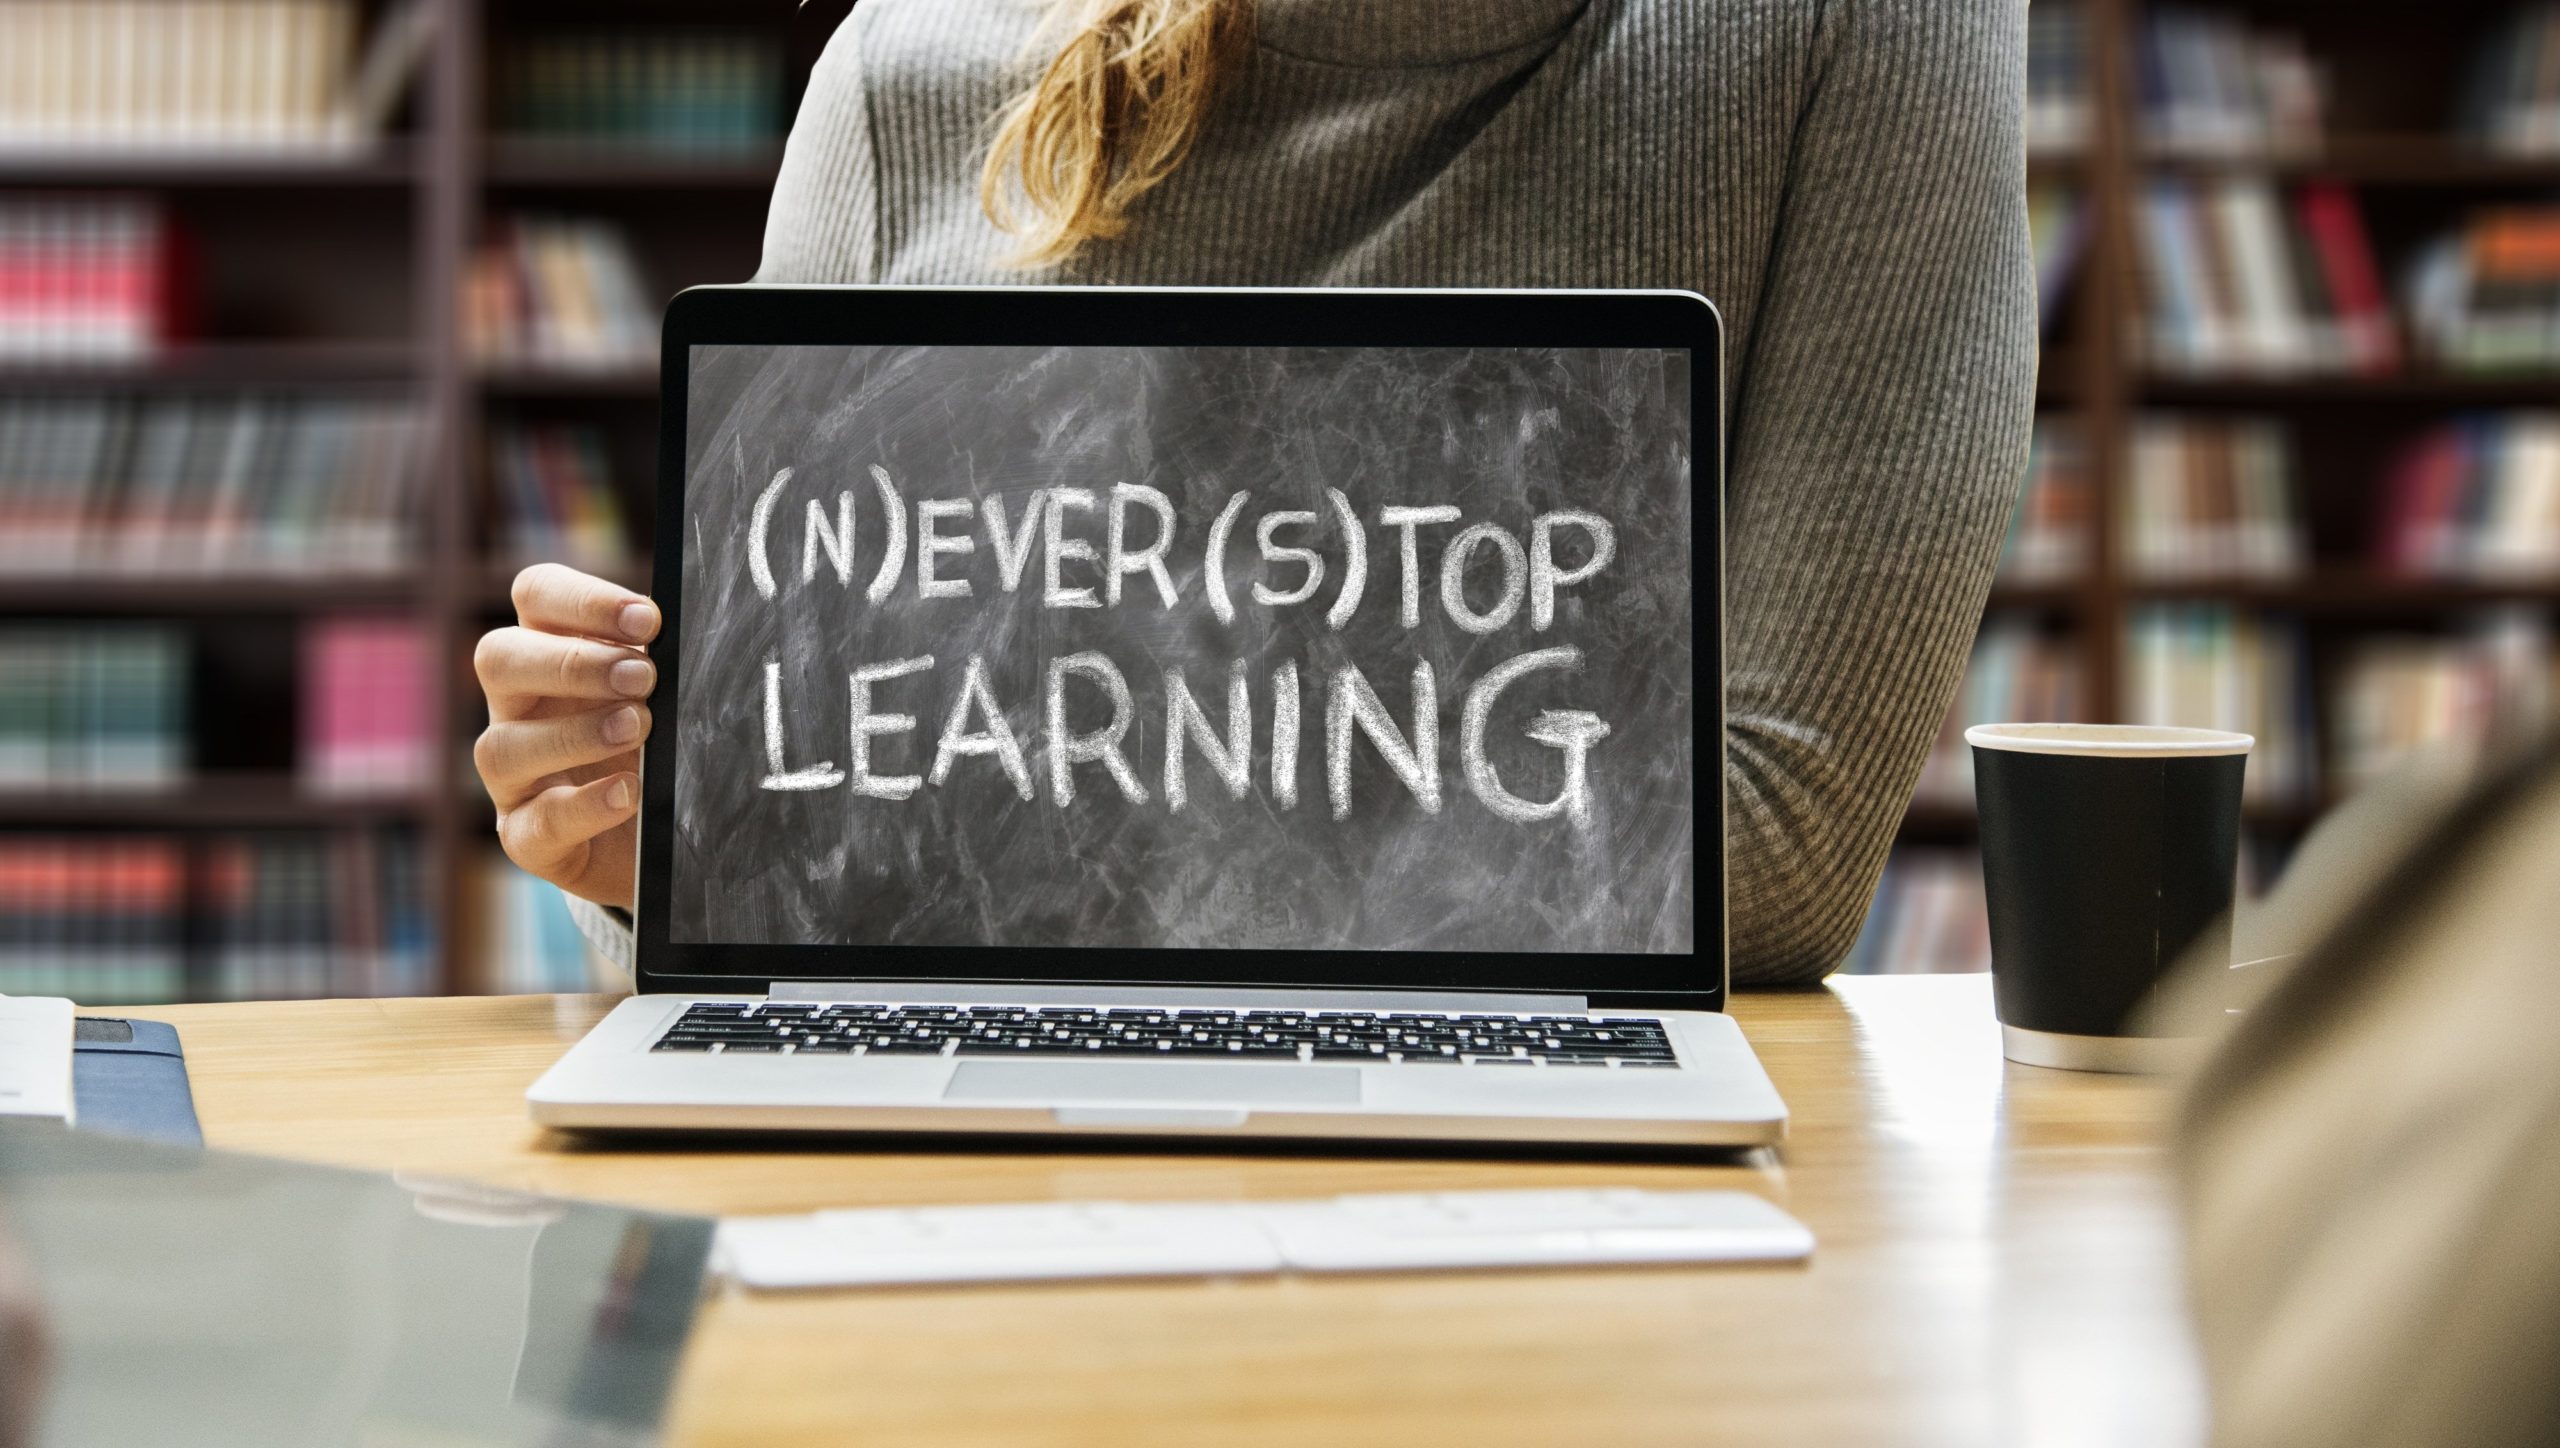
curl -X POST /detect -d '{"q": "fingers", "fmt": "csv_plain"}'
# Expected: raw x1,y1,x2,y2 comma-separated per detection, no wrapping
498,773,638,877
474,627,656,719
512,562,659,645
475,704,651,806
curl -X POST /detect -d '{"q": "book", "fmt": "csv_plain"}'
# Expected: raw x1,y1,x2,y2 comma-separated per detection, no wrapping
2377,413,2560,578
0,837,185,1002
0,392,426,576
1839,850,1991,976
299,616,432,798
2123,415,2305,581
0,626,187,791
475,853,606,995
0,195,181,361
488,421,630,569
2330,612,2554,792
496,30,783,157
1909,621,2084,811
2134,177,2396,375
465,215,657,371
1999,420,2091,584
2137,6,2325,158
2125,606,2316,806
2027,2,2092,156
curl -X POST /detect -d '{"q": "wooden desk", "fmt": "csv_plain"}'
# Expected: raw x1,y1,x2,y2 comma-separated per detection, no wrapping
123,976,2203,1447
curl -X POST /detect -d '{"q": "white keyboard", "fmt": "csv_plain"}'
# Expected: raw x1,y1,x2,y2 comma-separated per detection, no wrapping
716,1188,1813,1289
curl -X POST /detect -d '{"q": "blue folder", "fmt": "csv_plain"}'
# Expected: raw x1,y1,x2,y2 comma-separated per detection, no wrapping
71,1016,202,1149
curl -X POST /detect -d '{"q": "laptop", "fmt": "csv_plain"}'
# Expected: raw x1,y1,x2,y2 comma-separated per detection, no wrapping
526,285,1786,1149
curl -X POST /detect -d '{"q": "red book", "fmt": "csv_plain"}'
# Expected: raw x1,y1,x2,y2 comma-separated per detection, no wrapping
2298,183,2399,375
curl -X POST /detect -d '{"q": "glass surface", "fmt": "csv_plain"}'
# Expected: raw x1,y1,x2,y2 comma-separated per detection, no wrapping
0,1126,712,1448
671,342,1697,957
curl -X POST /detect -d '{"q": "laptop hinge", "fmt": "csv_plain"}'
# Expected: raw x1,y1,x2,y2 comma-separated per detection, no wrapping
765,982,1588,1014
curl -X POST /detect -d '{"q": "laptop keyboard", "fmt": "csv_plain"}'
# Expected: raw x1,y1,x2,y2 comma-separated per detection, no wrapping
649,1003,1681,1068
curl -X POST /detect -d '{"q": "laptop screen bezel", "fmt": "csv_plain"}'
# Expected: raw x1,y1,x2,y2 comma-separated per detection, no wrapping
635,285,1725,1010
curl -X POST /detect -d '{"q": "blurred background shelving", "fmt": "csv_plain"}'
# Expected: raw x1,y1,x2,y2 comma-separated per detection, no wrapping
1854,0,2560,973
7,0,2556,995
0,0,856,1002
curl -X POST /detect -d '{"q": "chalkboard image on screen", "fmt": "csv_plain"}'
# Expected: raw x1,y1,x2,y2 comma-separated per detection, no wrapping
671,343,1694,956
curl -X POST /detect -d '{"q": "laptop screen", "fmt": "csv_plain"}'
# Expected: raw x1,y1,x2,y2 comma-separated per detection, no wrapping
651,301,1713,997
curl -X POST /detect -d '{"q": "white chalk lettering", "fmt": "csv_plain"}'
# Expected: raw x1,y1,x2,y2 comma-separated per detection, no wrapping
1046,652,1148,804
916,497,975,599
1204,490,1249,625
1440,521,1526,634
982,490,1047,593
1106,482,1179,608
1530,510,1616,630
1254,510,1324,607
1325,661,1440,819
849,654,934,800
746,465,793,600
1461,646,1606,826
1324,487,1366,630
759,658,843,791
930,653,1032,800
1043,488,1100,609
1163,662,1251,812
1379,503,1459,628
802,492,854,586
864,465,908,606
1270,660,1300,809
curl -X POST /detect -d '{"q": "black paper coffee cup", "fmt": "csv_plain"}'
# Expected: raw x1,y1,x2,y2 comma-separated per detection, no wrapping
1967,723,2251,1072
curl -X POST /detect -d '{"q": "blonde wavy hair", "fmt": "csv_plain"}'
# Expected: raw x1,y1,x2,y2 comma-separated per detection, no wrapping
978,0,1255,269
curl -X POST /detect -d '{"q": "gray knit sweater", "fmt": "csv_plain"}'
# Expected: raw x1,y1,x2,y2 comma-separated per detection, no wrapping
570,0,2035,987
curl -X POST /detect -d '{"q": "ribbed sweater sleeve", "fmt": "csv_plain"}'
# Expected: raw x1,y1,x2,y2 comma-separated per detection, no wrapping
1717,0,2033,983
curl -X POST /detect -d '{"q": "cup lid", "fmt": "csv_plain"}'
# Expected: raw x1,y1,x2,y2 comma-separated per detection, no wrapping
1965,723,2255,758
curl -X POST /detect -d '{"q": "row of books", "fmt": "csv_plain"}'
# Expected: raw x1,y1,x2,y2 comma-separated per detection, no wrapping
2381,415,2560,579
2406,208,2560,374
0,628,186,791
2135,7,2324,159
476,853,605,996
0,196,179,360
490,422,631,568
2136,177,2397,375
2029,182,2089,337
497,31,784,156
1914,611,2560,813
2026,1,2092,155
2124,416,2304,581
2330,613,2554,794
0,394,426,575
2125,606,2316,805
1839,850,1991,977
463,215,657,371
2459,6,2560,157
301,618,432,798
2000,422,2091,585
1910,621,2084,811
0,831,432,1004
0,0,433,156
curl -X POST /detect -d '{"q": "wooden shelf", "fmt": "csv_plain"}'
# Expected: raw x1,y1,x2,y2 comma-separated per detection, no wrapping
0,573,426,613
0,147,419,187
2125,573,2560,614
475,557,655,608
0,777,433,828
484,142,782,189
2137,371,2560,406
0,342,420,391
2141,136,2560,187
477,363,658,398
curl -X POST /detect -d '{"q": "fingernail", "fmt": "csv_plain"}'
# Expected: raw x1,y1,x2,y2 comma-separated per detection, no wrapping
618,602,658,642
609,658,655,697
603,707,643,745
606,777,633,810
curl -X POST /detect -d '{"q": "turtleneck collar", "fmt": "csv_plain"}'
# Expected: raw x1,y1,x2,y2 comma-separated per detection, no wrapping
1251,0,1589,68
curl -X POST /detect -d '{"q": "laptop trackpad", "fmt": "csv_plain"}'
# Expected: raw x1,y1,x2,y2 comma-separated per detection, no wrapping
942,1060,1361,1107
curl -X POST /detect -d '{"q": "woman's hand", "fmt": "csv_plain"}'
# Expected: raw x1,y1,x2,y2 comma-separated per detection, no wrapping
473,564,659,910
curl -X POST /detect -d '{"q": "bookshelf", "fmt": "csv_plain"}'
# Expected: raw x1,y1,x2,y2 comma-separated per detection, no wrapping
1861,0,2560,973
0,0,855,1001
